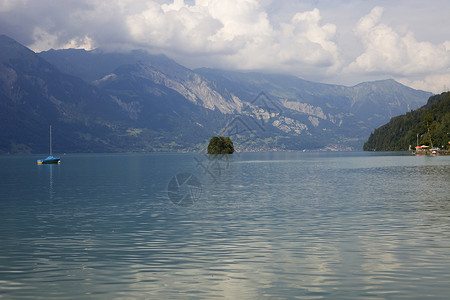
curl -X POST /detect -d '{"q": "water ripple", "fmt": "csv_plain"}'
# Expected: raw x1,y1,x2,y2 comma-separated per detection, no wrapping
1,153,450,298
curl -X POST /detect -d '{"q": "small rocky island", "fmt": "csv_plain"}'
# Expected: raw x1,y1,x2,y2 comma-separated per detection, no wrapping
207,136,235,154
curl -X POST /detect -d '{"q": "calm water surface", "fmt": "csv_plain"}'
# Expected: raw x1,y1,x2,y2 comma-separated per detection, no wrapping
1,152,450,299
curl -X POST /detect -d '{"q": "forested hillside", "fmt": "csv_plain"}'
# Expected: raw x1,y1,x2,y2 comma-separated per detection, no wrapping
364,92,450,151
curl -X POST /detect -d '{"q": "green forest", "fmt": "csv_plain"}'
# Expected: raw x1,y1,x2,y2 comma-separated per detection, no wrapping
364,92,450,151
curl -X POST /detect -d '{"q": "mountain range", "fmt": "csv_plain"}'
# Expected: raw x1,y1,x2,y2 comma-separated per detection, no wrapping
0,34,432,153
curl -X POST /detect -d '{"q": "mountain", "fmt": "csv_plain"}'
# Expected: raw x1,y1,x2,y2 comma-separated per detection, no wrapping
0,35,433,153
40,47,431,151
194,69,431,148
364,92,450,151
0,35,222,153
38,48,152,83
0,35,129,153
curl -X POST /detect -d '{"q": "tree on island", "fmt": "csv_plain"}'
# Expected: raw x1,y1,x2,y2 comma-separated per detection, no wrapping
207,136,235,154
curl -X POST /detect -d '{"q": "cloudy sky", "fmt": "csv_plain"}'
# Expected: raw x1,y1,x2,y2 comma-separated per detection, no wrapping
1,0,450,93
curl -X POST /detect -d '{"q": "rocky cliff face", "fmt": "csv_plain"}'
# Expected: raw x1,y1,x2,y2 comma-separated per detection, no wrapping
97,62,241,114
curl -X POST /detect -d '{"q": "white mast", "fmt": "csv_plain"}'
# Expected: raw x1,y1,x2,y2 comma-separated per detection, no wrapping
427,122,433,148
49,125,52,156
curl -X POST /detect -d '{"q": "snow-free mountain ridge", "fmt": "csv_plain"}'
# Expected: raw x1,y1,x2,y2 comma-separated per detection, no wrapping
0,34,432,153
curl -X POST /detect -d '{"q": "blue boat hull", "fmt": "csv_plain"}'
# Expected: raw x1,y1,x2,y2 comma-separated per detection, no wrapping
37,156,60,164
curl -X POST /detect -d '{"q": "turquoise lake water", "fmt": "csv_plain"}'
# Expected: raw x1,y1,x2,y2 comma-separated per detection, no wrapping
1,152,450,299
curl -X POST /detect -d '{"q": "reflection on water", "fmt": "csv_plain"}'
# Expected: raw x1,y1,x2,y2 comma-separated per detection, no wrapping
47,163,58,199
0,152,450,299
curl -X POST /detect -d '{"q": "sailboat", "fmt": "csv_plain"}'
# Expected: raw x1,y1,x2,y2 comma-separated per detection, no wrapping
37,125,60,164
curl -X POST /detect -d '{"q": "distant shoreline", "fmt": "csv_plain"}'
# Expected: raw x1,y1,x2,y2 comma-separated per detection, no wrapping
412,149,450,156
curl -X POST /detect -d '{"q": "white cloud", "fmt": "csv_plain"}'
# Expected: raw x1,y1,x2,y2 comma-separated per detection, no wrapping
126,0,240,54
398,75,450,94
347,7,450,79
30,27,95,51
0,0,26,12
285,9,339,68
124,0,341,76
2,1,450,92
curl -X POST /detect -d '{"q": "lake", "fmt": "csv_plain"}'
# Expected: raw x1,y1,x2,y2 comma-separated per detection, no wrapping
1,152,450,299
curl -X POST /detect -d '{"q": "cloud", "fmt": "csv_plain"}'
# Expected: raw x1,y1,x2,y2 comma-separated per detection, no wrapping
398,74,450,94
0,0,25,12
347,7,450,79
30,28,95,51
125,0,341,77
280,9,340,69
0,0,341,78
1,1,450,93
126,0,242,54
